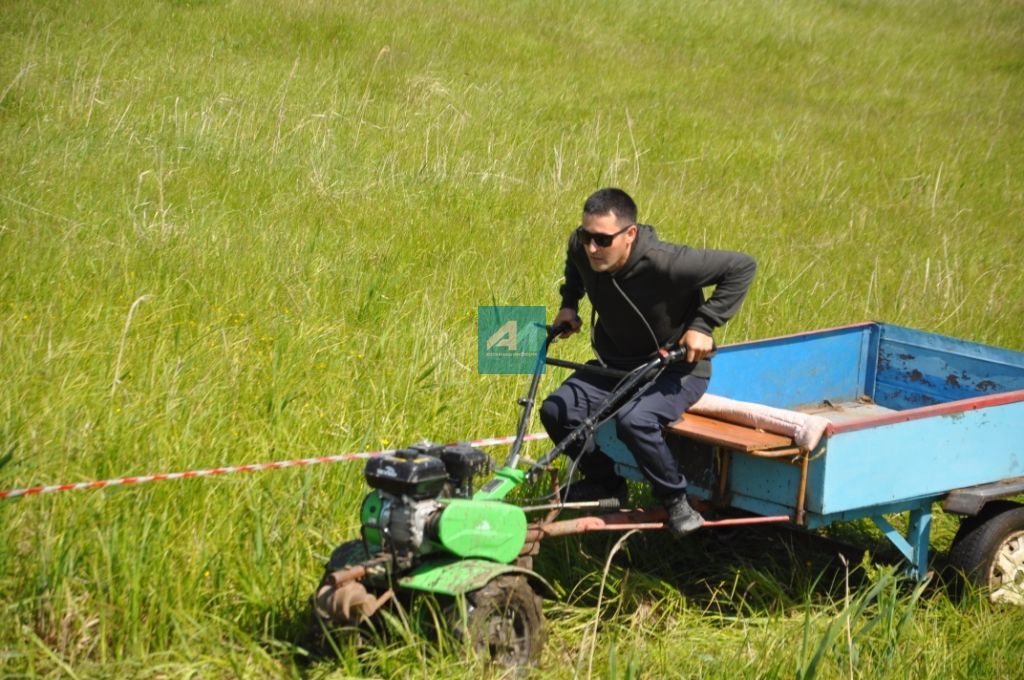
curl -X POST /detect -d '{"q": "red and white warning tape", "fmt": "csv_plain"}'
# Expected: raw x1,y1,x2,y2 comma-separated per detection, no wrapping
0,432,550,501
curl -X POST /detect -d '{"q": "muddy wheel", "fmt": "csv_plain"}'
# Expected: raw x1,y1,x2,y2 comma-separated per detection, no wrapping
948,502,1024,605
323,539,371,573
453,574,547,667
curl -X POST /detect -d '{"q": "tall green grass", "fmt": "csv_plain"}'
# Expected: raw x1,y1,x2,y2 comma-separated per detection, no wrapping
2,0,1022,676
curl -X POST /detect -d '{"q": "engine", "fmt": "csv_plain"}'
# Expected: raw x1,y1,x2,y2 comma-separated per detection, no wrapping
360,441,490,568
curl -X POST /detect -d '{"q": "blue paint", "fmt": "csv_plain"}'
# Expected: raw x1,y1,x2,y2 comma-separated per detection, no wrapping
709,322,1024,411
871,515,916,564
804,497,940,529
873,325,1024,409
908,506,933,579
709,325,874,407
722,454,804,506
818,400,1024,514
865,507,931,579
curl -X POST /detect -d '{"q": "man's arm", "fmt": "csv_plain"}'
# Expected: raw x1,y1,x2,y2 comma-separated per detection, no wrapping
671,247,757,358
555,236,586,336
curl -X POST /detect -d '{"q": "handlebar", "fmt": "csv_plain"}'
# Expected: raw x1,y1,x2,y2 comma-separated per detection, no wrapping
547,318,689,365
504,321,574,470
658,346,688,364
545,345,690,379
545,322,575,344
524,343,692,479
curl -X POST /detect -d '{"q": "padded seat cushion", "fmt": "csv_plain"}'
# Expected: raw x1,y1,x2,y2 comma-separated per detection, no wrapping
686,393,830,452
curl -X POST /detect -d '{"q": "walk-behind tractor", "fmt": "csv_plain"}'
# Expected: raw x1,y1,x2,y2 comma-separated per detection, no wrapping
310,321,1024,667
309,325,723,666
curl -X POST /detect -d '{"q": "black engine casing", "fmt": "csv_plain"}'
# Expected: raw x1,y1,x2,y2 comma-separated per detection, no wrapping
364,448,448,500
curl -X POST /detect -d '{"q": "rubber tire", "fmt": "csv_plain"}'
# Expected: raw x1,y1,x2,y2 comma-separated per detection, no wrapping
454,574,547,667
948,502,1024,605
951,500,1022,547
323,539,371,573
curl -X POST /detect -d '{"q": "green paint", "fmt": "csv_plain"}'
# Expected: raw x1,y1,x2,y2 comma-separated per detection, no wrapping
398,557,550,597
437,498,526,564
359,489,384,551
472,467,526,501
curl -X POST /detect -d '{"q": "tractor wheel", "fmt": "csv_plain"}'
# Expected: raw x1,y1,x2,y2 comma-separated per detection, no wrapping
453,574,547,667
323,539,371,573
948,502,1024,605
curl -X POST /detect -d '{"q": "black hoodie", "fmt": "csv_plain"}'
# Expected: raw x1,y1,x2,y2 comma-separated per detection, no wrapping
558,224,756,375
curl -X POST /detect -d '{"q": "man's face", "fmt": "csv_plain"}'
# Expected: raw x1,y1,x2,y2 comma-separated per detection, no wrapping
580,212,636,273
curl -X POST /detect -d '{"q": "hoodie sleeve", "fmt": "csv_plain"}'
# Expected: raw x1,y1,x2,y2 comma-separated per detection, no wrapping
558,234,586,312
671,247,757,335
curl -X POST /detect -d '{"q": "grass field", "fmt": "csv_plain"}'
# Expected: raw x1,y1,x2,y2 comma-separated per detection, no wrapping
2,0,1023,677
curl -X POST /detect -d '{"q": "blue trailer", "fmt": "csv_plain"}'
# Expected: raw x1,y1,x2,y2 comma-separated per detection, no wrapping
597,322,1024,601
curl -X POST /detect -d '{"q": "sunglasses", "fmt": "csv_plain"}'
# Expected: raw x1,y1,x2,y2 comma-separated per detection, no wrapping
575,224,633,248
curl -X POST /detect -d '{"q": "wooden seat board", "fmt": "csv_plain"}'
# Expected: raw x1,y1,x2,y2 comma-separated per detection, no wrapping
667,413,794,452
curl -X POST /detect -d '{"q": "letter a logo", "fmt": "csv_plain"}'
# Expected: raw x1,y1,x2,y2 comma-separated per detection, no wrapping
477,305,544,374
486,320,517,351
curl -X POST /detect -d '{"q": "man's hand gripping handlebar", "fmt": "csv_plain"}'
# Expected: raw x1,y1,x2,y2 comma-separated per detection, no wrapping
551,308,582,339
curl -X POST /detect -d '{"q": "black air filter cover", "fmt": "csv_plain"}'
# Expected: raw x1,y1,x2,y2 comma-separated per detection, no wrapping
364,448,448,500
440,443,490,479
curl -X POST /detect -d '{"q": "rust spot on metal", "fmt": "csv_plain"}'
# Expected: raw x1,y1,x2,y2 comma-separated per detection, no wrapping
878,354,891,371
946,374,961,388
899,353,915,360
977,379,998,392
905,391,938,405
909,369,925,382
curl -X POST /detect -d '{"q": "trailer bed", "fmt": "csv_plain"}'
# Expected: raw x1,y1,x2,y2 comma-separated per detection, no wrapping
596,322,1024,577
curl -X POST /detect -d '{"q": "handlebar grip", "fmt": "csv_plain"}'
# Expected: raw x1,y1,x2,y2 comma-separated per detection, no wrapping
659,347,689,364
546,322,572,341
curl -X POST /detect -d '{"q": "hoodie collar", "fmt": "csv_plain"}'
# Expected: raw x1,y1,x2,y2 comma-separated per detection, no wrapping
612,223,655,278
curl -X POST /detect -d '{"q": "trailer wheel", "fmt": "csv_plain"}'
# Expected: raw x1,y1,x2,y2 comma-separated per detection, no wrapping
453,574,547,667
948,503,1024,605
951,500,1022,546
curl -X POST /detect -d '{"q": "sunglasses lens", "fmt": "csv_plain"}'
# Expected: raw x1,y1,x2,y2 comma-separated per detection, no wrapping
577,228,613,247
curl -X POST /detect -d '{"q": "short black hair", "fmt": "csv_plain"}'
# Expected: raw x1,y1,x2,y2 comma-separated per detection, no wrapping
583,187,637,226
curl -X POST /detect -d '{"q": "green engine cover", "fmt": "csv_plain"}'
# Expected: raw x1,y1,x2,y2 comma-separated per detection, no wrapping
436,499,527,564
359,489,384,551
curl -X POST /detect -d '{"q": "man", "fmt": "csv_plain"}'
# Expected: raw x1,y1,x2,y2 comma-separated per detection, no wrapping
539,188,756,537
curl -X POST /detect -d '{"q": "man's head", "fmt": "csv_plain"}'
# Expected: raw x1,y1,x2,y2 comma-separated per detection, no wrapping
579,187,638,273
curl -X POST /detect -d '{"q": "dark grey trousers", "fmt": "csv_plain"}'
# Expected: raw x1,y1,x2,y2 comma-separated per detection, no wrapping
539,365,709,499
